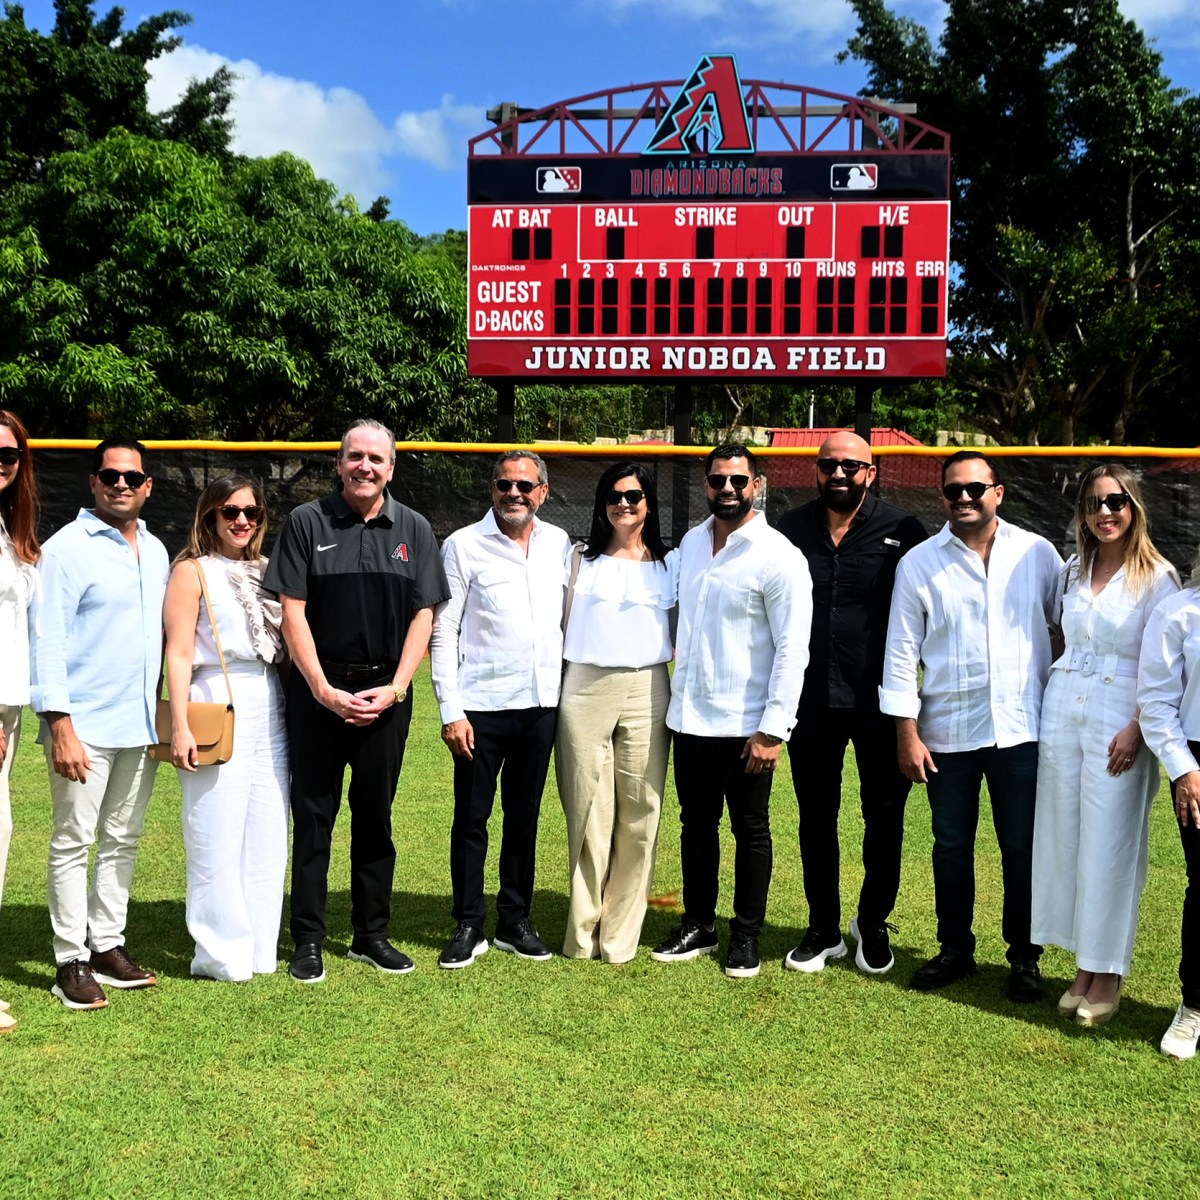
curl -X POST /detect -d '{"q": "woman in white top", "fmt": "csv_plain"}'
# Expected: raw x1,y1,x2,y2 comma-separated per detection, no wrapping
164,476,288,981
557,461,676,963
0,410,40,1033
1032,464,1178,1026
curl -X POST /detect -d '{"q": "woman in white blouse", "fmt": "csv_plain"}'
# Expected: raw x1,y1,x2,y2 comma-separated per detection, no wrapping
164,476,288,981
557,462,676,963
0,410,40,1033
1032,464,1178,1026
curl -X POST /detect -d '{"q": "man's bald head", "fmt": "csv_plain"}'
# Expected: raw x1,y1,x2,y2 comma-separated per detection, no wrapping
818,431,873,463
816,430,876,515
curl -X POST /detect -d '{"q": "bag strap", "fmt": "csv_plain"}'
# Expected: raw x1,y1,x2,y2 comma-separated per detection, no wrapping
195,559,234,708
561,544,585,634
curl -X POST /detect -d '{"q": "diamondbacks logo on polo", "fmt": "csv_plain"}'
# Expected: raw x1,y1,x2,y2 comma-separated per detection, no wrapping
645,55,753,155
391,543,409,562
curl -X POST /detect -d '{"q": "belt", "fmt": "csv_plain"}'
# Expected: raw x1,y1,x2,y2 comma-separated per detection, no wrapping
319,658,395,685
1056,650,1138,680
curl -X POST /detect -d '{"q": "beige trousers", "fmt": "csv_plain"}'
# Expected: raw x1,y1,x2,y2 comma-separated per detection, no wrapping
555,662,670,963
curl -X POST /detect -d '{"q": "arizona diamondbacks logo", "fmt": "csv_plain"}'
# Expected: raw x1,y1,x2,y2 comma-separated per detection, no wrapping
645,54,754,155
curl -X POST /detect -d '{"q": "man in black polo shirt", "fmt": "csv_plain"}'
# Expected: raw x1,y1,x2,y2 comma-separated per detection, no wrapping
265,419,449,983
776,431,926,976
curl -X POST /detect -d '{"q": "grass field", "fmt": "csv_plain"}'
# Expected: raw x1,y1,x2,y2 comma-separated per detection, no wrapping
2,659,1197,1198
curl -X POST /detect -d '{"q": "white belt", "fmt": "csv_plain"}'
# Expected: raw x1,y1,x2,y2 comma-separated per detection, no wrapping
1056,650,1138,680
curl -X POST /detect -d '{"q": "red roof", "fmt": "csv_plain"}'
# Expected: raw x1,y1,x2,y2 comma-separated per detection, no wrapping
767,427,926,448
765,427,942,489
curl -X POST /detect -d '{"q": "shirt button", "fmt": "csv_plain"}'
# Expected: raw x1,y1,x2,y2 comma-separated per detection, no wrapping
1076,696,1085,704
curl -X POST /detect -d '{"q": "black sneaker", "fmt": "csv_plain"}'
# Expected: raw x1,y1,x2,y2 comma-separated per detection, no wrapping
1006,957,1044,1003
784,927,847,973
651,918,718,962
493,917,552,961
724,931,761,979
850,917,897,975
289,942,325,984
910,947,976,991
439,923,489,970
348,937,416,975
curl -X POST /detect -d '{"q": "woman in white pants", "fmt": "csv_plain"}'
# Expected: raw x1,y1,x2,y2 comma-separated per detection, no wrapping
1032,464,1178,1026
0,410,40,1032
164,476,288,981
557,461,676,964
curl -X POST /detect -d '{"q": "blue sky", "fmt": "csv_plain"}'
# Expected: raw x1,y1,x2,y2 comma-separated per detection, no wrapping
18,0,1200,235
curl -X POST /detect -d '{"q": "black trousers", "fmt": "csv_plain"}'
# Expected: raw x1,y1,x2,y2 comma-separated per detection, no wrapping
788,705,911,934
673,733,775,938
1173,741,1200,1009
450,707,557,929
287,670,412,943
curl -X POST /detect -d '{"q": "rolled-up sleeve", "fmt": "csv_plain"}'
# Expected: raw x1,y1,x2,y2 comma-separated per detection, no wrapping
429,537,469,725
878,556,924,720
1138,596,1200,782
29,546,78,715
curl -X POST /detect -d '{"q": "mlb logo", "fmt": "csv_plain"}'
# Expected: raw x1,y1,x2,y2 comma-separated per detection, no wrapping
391,543,409,562
536,167,581,193
831,164,879,191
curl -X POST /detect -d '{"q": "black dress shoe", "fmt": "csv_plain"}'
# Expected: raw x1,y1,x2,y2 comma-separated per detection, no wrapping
493,917,551,961
439,923,489,969
347,937,415,975
289,942,325,984
910,948,977,991
1006,957,1044,1003
651,918,718,962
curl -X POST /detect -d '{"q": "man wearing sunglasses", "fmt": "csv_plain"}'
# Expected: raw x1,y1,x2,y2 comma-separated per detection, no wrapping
653,444,812,979
266,419,450,982
31,438,170,1010
429,450,571,968
775,432,927,977
880,450,1063,1001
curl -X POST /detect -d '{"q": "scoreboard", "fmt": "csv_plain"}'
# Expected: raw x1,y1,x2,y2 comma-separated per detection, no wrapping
467,155,951,381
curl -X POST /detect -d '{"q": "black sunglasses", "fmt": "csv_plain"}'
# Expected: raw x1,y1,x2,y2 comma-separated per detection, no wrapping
606,489,645,506
1084,492,1132,515
96,468,148,489
706,473,753,491
942,481,998,502
216,504,265,525
495,478,539,495
816,458,870,476
0,447,21,466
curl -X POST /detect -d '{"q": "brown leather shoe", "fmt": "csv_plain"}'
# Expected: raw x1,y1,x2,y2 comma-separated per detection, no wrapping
51,960,109,1010
90,945,158,989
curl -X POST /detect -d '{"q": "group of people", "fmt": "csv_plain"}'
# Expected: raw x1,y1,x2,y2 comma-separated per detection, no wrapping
1,411,1198,1063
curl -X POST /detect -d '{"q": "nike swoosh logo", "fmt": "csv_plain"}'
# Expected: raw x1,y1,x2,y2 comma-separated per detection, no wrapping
316,543,337,552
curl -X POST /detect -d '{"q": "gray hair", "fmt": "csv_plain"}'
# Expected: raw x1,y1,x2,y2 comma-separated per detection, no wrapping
340,418,396,462
493,449,548,486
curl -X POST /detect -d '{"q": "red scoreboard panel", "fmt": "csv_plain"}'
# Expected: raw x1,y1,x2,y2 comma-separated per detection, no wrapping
468,184,950,380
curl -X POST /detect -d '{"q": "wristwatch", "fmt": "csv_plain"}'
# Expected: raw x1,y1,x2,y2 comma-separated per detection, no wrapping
393,684,407,705
758,732,783,746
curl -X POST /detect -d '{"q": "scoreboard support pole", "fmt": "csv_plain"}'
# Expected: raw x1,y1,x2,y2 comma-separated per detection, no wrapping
672,381,693,548
854,382,873,445
496,380,515,443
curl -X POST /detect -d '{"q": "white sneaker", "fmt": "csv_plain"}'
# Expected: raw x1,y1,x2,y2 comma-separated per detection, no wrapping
1160,1004,1200,1060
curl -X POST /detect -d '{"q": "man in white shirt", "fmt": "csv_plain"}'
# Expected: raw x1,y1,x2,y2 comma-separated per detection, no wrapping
430,451,570,968
652,444,812,979
880,450,1062,1001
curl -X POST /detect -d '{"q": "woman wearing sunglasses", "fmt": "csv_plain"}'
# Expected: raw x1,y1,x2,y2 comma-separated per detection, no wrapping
556,461,676,963
163,476,289,981
0,411,39,1032
1032,464,1178,1026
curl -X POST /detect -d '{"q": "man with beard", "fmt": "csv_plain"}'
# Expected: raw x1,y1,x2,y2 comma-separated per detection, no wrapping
880,450,1062,1001
652,445,812,978
775,432,926,977
430,451,570,968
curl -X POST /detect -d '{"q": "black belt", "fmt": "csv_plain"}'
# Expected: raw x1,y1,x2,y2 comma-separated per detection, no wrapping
319,658,395,685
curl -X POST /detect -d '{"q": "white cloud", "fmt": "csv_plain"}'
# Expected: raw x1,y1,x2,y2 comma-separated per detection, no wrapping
604,0,859,50
393,94,488,170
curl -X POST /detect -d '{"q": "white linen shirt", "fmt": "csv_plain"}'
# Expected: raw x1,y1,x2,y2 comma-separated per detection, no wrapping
430,509,571,722
0,516,36,706
879,518,1062,752
667,511,812,740
1138,587,1200,782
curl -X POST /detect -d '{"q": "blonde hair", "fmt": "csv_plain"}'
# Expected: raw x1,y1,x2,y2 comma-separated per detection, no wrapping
176,475,268,563
1073,463,1175,597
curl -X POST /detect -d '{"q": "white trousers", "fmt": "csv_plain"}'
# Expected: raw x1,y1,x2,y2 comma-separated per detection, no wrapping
555,662,670,964
47,740,158,964
0,705,19,914
181,663,289,981
1032,669,1157,975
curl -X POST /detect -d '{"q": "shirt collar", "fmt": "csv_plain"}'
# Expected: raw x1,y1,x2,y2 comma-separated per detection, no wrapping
329,487,397,526
482,507,542,540
78,508,148,538
936,514,1011,550
704,509,766,545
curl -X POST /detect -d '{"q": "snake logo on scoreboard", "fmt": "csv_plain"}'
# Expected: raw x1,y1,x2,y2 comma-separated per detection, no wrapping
645,54,753,155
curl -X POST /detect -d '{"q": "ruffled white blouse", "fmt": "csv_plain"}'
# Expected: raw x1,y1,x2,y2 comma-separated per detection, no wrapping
0,516,36,705
563,550,677,668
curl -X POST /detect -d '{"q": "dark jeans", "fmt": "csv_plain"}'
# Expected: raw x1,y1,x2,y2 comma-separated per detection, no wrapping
287,670,412,944
789,705,911,933
673,733,775,938
450,706,557,929
925,741,1041,962
1172,741,1200,1009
